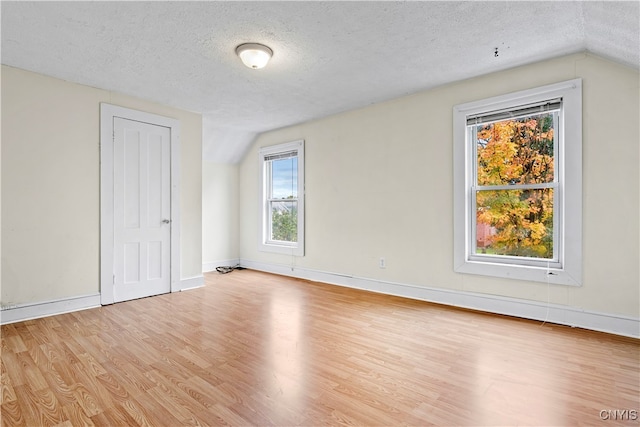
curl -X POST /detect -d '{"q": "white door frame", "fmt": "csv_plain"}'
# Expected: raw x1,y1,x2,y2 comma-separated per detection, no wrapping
100,103,181,305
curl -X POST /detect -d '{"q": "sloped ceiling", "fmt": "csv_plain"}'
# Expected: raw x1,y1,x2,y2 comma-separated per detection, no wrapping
2,1,638,163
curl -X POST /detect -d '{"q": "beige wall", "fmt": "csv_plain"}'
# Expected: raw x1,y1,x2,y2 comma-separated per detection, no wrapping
239,53,639,318
1,65,202,306
202,161,239,266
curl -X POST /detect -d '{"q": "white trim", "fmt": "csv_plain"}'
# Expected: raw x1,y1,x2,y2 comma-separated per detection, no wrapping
453,79,582,286
258,140,305,256
178,275,205,291
240,259,639,339
0,294,101,325
203,259,241,273
100,103,181,305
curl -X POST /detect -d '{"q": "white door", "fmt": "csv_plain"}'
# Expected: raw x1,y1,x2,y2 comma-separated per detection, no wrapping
112,117,171,302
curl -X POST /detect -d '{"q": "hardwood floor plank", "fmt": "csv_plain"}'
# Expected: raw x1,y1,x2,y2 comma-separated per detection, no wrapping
94,371,131,404
13,384,66,427
144,384,204,423
68,382,102,418
89,402,139,427
118,396,160,427
62,402,95,427
0,356,17,406
41,370,76,407
4,335,27,354
1,399,26,427
130,387,188,426
15,351,48,391
196,402,251,426
143,369,217,419
2,269,638,426
99,361,155,397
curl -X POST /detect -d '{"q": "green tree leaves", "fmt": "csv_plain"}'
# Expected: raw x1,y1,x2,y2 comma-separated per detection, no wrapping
271,204,297,242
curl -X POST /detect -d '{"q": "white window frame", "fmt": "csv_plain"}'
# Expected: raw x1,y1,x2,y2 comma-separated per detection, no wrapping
258,140,305,256
453,79,582,286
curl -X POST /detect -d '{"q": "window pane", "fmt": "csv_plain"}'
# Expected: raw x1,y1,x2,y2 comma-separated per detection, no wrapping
270,200,298,242
270,157,298,199
476,188,554,259
475,112,556,186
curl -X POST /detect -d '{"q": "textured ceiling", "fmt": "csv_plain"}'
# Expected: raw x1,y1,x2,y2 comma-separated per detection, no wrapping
2,1,639,163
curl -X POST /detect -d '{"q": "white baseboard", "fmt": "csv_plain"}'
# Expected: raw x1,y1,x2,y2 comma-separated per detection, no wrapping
0,294,101,325
1,277,204,325
240,259,640,339
202,259,241,273
177,275,205,291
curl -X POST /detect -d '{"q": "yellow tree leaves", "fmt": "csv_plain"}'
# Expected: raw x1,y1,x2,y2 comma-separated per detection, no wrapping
475,114,555,258
477,122,521,186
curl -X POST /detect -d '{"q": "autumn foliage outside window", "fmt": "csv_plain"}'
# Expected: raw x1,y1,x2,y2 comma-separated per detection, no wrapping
472,110,558,260
455,79,581,285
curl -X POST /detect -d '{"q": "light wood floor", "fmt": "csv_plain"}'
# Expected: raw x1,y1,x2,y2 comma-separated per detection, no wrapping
1,270,638,426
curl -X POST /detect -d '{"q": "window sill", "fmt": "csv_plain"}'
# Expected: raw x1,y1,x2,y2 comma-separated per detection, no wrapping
258,242,304,256
455,259,581,286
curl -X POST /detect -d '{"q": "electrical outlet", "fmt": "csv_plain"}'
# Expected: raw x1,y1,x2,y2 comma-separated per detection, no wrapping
379,257,386,269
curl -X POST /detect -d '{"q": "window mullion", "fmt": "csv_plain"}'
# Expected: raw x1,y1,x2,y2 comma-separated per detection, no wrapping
267,197,298,202
475,182,557,191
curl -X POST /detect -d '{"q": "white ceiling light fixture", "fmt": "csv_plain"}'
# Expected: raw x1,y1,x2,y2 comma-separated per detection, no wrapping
236,43,273,69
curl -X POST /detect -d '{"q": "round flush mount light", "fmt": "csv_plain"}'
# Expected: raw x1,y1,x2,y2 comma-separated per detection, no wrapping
236,43,273,69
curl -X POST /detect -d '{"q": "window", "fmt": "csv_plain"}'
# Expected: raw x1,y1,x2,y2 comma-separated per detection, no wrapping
453,79,582,285
259,140,305,255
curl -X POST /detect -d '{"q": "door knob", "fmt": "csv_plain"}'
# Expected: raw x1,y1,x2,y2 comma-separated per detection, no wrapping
162,219,171,224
